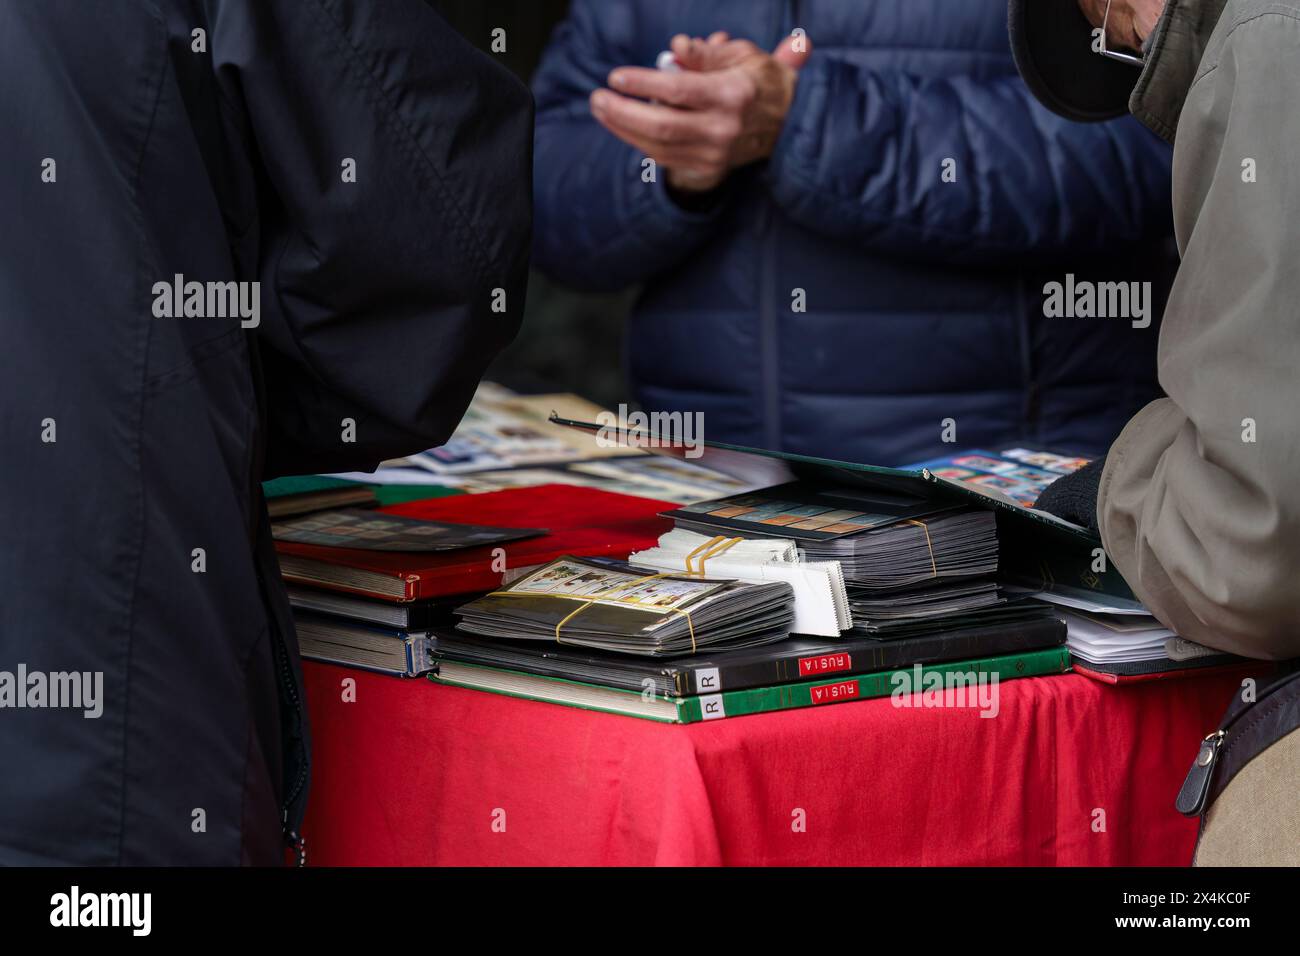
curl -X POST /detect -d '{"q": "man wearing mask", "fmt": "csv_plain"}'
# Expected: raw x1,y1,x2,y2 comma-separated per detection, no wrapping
1019,0,1300,663
532,0,1177,466
0,1,531,864
1016,0,1299,871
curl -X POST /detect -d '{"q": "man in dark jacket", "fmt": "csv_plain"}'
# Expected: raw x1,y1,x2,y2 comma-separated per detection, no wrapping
532,0,1175,465
0,0,531,864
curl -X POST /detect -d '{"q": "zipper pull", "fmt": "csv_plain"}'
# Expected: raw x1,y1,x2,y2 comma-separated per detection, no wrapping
1176,730,1224,817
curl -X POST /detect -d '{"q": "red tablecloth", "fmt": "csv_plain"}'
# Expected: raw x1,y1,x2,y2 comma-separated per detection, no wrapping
299,661,1245,866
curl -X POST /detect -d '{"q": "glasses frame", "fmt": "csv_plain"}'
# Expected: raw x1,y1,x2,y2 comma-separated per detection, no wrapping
1097,0,1146,66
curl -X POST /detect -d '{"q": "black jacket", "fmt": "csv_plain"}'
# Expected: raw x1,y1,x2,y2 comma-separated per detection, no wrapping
0,0,531,864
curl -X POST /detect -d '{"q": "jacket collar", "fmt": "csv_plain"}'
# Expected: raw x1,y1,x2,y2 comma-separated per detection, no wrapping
1129,0,1230,142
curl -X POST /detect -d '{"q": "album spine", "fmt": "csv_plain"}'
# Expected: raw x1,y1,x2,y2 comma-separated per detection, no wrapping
674,619,1066,697
676,647,1071,723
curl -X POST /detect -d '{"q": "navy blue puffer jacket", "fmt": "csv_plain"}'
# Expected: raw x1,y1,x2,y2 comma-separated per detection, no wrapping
532,0,1175,464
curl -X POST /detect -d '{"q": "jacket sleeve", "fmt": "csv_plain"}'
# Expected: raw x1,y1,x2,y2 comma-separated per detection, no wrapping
1097,17,1300,661
531,0,727,292
210,0,532,477
765,55,1173,263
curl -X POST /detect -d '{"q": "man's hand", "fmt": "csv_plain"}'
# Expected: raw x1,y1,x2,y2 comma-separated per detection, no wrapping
590,31,812,194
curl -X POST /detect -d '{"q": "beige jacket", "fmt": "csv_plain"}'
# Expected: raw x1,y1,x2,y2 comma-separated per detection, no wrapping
1099,0,1300,659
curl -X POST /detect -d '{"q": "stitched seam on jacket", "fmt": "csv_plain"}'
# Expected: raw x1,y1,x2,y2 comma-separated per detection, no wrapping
773,124,1098,254
1188,7,1300,93
142,327,245,393
114,0,169,865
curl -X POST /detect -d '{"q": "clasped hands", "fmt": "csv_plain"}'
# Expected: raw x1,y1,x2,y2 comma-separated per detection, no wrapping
590,31,812,193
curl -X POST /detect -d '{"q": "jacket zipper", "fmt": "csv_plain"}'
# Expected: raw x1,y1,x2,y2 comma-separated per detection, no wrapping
246,329,308,862
756,0,799,452
1015,279,1037,442
266,568,309,864
757,203,780,450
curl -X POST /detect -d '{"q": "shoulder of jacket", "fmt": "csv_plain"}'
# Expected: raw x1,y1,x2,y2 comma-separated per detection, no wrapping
1215,1,1300,51
1222,0,1300,19
1194,1,1300,81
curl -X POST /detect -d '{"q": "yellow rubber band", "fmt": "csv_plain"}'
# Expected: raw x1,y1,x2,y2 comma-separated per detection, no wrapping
694,536,742,575
489,568,709,648
905,519,937,578
684,536,726,575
